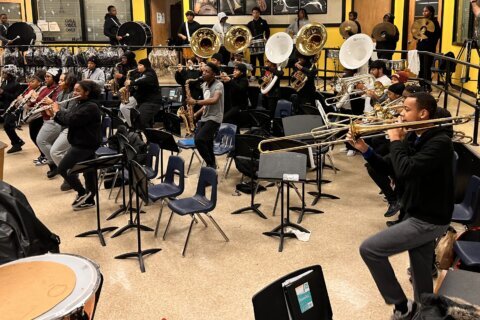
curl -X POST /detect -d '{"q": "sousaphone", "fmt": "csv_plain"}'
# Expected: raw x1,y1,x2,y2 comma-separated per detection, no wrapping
261,32,293,94
190,28,221,58
223,25,252,54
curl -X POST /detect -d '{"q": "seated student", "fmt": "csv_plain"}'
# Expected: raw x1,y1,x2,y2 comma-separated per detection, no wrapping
174,56,203,107
391,71,409,84
222,63,249,126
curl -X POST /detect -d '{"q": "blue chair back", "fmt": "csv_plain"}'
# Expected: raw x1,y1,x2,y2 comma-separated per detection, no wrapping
195,167,217,211
214,123,237,154
146,143,160,177
164,155,185,193
101,116,112,141
274,99,293,118
124,143,138,163
462,175,480,214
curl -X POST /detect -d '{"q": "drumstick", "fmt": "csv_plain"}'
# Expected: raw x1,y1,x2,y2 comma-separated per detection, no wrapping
10,35,20,42
124,33,130,38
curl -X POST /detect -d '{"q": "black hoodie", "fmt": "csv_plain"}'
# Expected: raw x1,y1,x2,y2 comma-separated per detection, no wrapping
104,14,121,45
365,126,454,225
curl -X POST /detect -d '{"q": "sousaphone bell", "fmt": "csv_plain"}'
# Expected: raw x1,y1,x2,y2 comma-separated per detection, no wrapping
190,27,221,58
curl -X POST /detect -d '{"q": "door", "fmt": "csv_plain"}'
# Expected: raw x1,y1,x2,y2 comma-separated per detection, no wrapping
353,0,392,38
150,0,182,45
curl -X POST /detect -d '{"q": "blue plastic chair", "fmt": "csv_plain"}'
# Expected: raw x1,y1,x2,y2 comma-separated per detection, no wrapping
452,175,480,227
453,241,480,268
177,127,202,174
274,99,293,118
148,155,185,237
163,167,229,256
213,123,237,178
144,143,160,180
101,115,112,145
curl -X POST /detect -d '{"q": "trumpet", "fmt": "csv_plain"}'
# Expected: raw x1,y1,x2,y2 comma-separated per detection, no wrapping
324,74,382,107
215,73,234,80
258,115,473,154
168,64,202,71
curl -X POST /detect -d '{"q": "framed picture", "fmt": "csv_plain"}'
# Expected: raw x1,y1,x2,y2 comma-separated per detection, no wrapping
272,0,298,15
246,0,271,15
300,0,327,14
453,0,477,45
219,0,246,15
192,0,218,16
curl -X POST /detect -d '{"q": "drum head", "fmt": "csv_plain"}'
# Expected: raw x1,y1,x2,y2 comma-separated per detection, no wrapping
7,22,41,48
117,21,152,49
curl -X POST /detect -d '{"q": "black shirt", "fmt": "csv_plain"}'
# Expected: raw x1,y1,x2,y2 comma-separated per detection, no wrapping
229,74,249,110
0,23,8,44
247,17,270,39
177,21,201,45
175,69,203,102
366,126,454,225
296,63,317,105
54,99,102,149
0,78,21,108
416,18,441,53
103,14,121,45
131,69,163,105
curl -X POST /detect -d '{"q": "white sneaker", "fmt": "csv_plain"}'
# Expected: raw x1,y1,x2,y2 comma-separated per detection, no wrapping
346,150,356,157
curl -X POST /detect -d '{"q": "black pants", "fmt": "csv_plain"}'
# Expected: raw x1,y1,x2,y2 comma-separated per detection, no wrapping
58,146,96,198
219,46,230,65
29,117,44,156
195,120,220,167
250,54,264,77
366,163,397,204
138,102,159,130
419,54,434,90
3,112,22,145
265,96,279,120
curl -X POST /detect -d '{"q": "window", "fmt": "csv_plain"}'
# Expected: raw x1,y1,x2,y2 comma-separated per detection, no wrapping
453,0,476,45
414,1,439,18
34,0,132,42
36,0,83,42
84,0,131,41
0,2,22,22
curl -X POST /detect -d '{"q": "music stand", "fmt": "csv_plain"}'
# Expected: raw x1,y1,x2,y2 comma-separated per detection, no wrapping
258,153,310,252
115,160,161,273
69,154,122,246
145,128,180,182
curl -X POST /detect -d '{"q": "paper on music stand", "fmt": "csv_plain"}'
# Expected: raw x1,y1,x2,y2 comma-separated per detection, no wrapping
48,22,60,32
37,20,48,32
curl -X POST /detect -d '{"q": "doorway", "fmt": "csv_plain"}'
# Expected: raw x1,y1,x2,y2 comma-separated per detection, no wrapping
353,0,393,37
407,0,443,51
150,0,183,46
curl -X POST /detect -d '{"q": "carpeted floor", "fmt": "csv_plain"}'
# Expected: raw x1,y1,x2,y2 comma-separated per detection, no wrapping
1,91,475,319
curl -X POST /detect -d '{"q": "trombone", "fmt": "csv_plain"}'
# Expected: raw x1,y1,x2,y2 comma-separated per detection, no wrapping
258,115,473,154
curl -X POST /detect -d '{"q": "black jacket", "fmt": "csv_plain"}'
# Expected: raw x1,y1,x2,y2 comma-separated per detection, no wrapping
259,67,283,98
247,18,270,39
177,21,201,45
0,23,8,44
376,25,400,53
416,18,441,52
0,78,21,108
131,69,163,105
103,14,121,45
296,64,317,105
54,99,102,149
229,75,249,110
365,127,454,225
175,69,203,102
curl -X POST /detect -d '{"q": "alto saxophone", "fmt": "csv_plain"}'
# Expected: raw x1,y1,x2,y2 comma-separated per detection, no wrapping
178,78,200,136
118,69,133,104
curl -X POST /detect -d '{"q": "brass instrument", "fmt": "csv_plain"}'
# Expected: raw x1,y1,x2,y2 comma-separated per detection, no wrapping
411,18,435,40
365,97,404,120
108,63,122,97
4,87,30,115
324,74,377,106
291,23,327,92
261,32,293,94
216,73,234,80
168,64,202,71
190,28,221,58
178,77,201,136
118,70,133,104
258,115,473,154
224,25,252,54
372,22,396,42
339,20,359,39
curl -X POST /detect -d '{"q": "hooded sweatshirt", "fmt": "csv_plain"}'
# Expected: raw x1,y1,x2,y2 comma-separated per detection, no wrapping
104,14,121,45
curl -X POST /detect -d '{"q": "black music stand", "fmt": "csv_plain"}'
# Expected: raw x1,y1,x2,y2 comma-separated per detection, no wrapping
69,154,122,246
145,128,180,182
115,160,161,272
258,153,310,252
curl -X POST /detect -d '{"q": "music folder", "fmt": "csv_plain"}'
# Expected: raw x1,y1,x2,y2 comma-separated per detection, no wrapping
282,270,321,320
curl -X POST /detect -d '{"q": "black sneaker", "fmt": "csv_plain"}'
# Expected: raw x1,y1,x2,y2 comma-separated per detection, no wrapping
391,300,417,320
386,219,400,227
74,201,95,211
72,192,91,208
34,156,48,166
47,166,58,179
60,180,72,191
7,144,22,154
384,201,401,217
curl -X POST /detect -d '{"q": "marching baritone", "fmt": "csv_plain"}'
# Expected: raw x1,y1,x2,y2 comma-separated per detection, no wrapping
212,12,232,65
259,59,283,119
247,6,270,79
292,54,317,111
186,62,224,169
103,5,123,45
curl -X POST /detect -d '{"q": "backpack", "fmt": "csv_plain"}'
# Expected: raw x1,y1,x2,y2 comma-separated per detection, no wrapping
0,181,60,264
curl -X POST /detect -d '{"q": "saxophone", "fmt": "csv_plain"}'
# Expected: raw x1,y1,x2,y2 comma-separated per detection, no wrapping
118,69,133,104
177,78,199,136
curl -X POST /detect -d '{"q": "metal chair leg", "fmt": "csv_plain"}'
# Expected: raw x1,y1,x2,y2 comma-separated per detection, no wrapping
162,211,174,240
182,216,196,257
154,200,165,237
206,213,229,242
196,213,208,227
108,169,120,199
225,157,233,179
187,152,195,175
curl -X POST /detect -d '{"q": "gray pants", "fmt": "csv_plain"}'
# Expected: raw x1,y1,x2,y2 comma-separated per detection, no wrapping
359,217,448,305
36,120,62,164
119,97,137,127
50,128,71,166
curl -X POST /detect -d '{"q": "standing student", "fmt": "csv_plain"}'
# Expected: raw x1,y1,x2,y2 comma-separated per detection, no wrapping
247,7,270,80
103,6,123,45
212,12,231,66
222,63,249,125
0,14,11,45
177,10,201,45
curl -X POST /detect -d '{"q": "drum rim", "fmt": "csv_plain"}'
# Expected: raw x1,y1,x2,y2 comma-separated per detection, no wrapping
2,253,101,319
117,21,152,47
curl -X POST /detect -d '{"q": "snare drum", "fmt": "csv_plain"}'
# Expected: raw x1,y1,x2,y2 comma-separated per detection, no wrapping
0,253,102,320
6,22,42,50
117,21,152,49
387,59,407,71
250,39,266,55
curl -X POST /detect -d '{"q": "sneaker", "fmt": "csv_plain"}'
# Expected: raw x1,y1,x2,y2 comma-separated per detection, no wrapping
7,144,22,154
386,219,400,227
47,166,58,179
384,201,401,217
391,300,417,320
346,150,356,157
33,156,48,166
72,192,92,208
60,180,72,191
74,201,95,211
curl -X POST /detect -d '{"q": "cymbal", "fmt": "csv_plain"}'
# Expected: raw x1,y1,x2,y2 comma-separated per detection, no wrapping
411,18,435,40
339,20,358,39
372,22,396,42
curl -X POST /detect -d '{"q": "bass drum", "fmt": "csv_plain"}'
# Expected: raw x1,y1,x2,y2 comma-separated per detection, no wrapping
7,22,42,49
117,21,152,50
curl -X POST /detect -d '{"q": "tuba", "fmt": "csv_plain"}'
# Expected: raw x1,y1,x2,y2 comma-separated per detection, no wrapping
291,22,327,92
190,28,221,58
224,26,252,54
260,32,293,94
